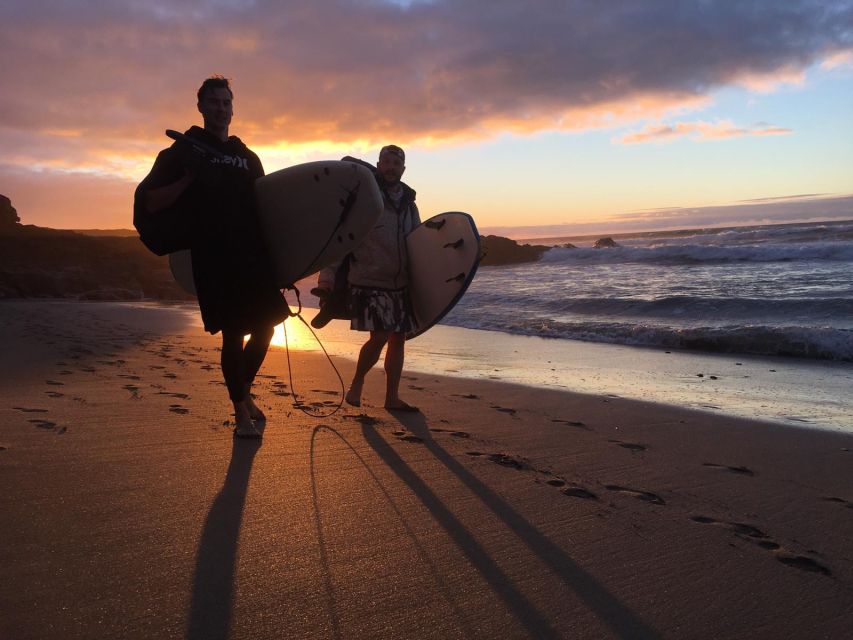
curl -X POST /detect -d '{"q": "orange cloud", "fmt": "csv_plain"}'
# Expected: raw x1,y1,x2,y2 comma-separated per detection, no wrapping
2,1,851,227
618,120,793,145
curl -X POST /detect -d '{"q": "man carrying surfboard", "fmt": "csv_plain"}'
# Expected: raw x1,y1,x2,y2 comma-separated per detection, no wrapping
317,145,422,412
135,76,289,438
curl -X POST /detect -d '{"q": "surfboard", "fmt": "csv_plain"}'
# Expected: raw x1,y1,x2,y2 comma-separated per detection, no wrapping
169,158,384,295
406,212,481,339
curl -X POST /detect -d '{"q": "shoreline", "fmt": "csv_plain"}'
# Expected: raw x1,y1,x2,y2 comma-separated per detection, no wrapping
6,298,851,432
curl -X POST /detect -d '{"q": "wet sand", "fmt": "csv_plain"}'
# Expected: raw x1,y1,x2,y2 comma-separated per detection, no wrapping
1,300,852,639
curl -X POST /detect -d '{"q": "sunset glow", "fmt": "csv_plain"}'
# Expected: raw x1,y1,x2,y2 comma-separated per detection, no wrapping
1,1,851,234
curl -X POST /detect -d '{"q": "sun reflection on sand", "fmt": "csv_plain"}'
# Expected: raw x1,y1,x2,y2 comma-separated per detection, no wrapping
270,317,321,352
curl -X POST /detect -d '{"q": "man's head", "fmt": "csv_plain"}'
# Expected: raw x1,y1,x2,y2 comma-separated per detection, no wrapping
197,75,233,137
377,145,406,185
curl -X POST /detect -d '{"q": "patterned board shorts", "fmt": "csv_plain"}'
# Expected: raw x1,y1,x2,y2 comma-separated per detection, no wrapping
349,286,415,333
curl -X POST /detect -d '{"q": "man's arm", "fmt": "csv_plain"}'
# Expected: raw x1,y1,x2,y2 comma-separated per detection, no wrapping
144,172,193,213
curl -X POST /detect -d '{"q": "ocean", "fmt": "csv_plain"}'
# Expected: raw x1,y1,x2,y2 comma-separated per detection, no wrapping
448,220,853,362
276,218,851,431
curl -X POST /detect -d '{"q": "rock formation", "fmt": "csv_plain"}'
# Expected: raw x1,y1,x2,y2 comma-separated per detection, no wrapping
480,235,550,265
593,237,620,248
0,194,20,228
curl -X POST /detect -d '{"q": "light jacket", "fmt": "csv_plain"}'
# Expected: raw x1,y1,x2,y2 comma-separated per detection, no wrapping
319,181,420,290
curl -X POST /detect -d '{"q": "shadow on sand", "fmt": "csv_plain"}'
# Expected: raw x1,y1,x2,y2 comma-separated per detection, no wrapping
309,424,476,639
186,436,262,640
363,412,661,640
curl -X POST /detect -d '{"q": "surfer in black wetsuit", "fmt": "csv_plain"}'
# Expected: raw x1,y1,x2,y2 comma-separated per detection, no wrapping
317,145,422,412
136,76,288,438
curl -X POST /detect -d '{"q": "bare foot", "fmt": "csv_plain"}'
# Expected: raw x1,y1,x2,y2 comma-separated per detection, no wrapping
233,402,261,439
244,385,266,421
345,383,362,407
246,395,266,422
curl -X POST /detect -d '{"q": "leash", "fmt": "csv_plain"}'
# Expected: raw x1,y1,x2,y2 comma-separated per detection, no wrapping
281,285,346,418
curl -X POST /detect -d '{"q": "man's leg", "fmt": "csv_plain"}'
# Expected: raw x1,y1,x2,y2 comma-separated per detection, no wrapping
221,330,257,436
242,325,275,421
384,332,416,410
346,331,389,406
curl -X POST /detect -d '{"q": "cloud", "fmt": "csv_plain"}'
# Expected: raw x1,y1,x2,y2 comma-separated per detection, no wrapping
2,0,852,150
2,1,851,226
618,120,793,144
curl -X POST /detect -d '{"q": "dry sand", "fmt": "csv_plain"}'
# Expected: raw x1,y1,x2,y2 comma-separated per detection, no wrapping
1,300,852,640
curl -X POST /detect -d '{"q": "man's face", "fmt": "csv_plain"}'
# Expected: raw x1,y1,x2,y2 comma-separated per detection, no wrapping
197,87,233,131
377,152,405,185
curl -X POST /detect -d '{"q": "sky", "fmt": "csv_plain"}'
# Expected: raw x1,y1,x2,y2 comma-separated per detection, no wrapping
2,0,852,237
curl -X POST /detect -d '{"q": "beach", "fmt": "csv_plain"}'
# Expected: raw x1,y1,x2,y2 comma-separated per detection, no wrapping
2,300,853,639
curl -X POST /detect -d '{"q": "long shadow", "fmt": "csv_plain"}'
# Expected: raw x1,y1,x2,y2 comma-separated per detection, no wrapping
366,414,661,640
187,438,261,640
309,424,476,639
360,423,562,639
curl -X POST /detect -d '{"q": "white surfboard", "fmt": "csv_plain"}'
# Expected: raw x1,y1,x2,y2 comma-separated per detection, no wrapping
170,160,383,295
406,212,481,339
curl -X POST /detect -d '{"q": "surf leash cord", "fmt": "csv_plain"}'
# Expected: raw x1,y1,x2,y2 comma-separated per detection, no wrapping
280,285,346,418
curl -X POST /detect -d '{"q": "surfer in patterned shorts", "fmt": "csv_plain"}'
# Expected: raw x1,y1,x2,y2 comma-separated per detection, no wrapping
136,76,288,439
317,145,422,411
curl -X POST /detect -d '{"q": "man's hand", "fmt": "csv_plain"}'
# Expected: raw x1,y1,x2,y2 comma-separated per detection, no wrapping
310,287,331,305
177,144,218,187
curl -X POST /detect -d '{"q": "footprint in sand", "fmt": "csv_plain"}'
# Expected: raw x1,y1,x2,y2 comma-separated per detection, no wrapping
605,485,665,505
822,497,853,510
157,391,190,399
163,372,178,379
691,515,831,575
702,463,755,476
551,419,590,430
428,428,472,439
169,404,189,415
14,406,50,413
29,419,65,433
486,453,530,470
389,428,424,443
609,440,647,451
45,391,65,398
563,487,599,500
452,393,479,400
45,380,64,386
122,384,142,399
408,385,426,391
490,405,518,416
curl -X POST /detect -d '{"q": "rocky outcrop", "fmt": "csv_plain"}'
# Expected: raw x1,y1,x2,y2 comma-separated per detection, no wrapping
0,225,193,301
0,194,20,228
480,235,550,266
593,237,620,248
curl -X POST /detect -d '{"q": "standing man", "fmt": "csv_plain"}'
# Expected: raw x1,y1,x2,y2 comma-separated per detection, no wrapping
318,145,421,411
135,76,288,438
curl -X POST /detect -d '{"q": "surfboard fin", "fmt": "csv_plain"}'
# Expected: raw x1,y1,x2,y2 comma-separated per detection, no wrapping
445,273,466,283
443,238,465,249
